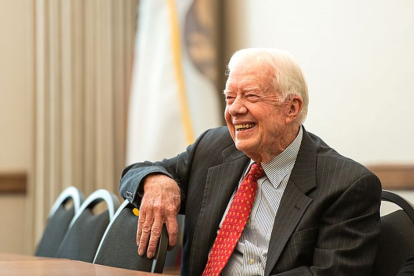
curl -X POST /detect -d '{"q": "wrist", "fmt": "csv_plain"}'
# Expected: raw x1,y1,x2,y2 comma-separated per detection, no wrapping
142,173,180,196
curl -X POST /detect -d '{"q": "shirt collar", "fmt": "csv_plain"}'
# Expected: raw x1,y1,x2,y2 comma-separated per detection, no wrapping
253,126,303,188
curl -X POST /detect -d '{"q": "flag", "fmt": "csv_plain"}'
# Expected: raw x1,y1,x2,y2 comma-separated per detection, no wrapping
126,0,222,164
126,0,222,271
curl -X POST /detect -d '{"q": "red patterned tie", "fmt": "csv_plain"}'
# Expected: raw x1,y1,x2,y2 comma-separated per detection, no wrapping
202,162,265,276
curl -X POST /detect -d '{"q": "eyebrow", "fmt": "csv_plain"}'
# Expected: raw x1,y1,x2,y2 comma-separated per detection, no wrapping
223,85,260,95
241,86,260,92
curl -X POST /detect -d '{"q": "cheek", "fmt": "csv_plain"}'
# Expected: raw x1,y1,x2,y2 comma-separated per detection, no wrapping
224,108,235,135
260,119,277,136
265,119,284,136
224,107,231,124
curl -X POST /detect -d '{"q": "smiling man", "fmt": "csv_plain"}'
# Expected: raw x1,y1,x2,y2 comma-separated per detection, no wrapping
224,50,306,164
120,48,382,276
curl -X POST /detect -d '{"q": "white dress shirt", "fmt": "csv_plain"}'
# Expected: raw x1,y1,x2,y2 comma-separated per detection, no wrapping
221,127,303,276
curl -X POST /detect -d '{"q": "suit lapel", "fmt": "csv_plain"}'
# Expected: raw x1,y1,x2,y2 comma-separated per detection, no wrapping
189,145,249,275
264,128,317,276
190,128,318,275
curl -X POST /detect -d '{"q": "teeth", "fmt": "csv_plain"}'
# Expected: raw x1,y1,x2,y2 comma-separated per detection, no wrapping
235,123,255,131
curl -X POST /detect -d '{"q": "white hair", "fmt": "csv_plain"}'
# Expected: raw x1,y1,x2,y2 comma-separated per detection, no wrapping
227,48,309,124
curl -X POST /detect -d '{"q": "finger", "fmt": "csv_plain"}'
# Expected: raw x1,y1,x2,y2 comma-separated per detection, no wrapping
136,209,145,252
146,216,164,258
138,207,154,256
165,215,179,250
136,199,148,250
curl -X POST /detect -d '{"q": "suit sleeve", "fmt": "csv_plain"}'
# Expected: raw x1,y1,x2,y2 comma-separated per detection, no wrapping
119,129,209,211
397,255,414,276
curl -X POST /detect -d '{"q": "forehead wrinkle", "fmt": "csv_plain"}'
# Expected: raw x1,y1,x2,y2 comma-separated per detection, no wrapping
226,79,261,92
241,85,260,93
224,86,260,96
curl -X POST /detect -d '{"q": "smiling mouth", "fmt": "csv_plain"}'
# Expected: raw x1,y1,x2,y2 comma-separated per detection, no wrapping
235,123,256,131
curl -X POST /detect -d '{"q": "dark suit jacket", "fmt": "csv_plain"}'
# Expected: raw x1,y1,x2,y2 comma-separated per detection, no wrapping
397,254,414,276
120,126,381,276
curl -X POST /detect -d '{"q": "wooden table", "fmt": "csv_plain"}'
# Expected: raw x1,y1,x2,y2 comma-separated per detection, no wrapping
0,253,158,275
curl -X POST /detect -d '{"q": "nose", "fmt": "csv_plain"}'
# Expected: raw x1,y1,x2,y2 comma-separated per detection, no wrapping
228,96,247,116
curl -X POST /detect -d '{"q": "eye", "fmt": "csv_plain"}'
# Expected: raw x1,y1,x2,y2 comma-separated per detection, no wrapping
246,94,259,101
225,95,235,103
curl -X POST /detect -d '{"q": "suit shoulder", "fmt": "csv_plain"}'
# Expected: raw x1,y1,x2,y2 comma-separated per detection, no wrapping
190,127,239,161
198,126,233,146
308,131,378,180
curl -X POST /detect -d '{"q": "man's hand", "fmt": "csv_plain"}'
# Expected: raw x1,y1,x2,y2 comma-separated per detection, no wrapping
137,174,181,258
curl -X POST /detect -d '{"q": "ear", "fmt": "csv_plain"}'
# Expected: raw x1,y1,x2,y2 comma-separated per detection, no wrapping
285,96,303,124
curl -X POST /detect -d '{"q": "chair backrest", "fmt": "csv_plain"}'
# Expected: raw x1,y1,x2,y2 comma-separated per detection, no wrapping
93,199,168,273
372,190,414,276
35,186,84,257
55,189,120,262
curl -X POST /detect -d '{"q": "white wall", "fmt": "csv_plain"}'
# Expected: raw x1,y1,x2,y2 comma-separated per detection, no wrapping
0,0,29,254
0,0,28,170
224,0,414,165
224,0,414,211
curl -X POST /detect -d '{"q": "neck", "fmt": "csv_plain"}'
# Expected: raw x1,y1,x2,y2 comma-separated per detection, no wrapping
250,124,301,163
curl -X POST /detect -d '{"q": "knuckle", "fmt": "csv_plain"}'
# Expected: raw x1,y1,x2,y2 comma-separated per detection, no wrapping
152,204,162,213
166,205,176,214
151,227,161,237
148,240,158,248
142,225,151,233
169,230,178,238
139,204,148,212
139,239,147,247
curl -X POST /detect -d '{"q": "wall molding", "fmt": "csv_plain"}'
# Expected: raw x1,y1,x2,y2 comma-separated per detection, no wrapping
368,164,414,190
0,171,27,194
1,165,412,193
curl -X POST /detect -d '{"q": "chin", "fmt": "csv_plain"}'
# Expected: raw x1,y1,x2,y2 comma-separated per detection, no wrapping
234,141,251,153
234,141,243,151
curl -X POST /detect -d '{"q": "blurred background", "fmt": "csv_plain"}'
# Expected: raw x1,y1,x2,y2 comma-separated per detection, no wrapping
0,0,413,264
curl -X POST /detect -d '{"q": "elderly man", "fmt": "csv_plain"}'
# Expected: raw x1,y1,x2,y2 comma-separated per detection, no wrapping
120,48,381,275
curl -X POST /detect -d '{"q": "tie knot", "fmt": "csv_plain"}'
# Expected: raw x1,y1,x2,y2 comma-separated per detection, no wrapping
248,162,265,180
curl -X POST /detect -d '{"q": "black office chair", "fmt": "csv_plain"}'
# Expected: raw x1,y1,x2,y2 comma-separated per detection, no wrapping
93,199,168,273
372,190,414,276
35,186,84,257
55,189,120,262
